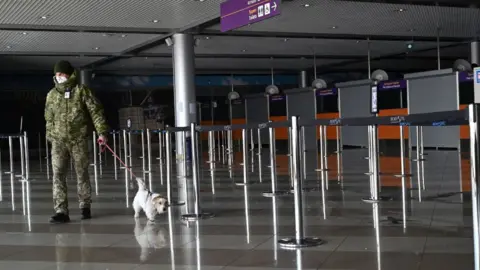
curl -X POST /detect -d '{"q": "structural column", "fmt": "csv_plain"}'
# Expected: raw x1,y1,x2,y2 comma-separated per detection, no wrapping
472,41,479,66
299,70,307,88
79,69,93,87
173,33,197,163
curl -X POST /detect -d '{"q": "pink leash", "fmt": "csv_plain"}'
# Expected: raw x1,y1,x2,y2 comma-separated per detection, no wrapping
100,143,138,178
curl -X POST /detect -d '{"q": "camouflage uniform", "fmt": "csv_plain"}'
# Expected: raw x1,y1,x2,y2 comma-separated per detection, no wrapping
45,70,109,214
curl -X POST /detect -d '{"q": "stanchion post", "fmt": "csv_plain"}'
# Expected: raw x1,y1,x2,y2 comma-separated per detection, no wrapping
92,131,98,195
322,126,328,171
113,132,118,180
181,123,214,221
38,132,42,172
395,125,412,178
165,130,185,207
363,125,380,203
263,127,289,197
122,130,129,208
45,134,50,180
468,104,480,270
141,130,146,180
146,129,152,190
236,128,253,186
227,130,233,167
278,116,324,248
207,131,214,164
128,131,133,180
8,136,15,211
257,128,262,155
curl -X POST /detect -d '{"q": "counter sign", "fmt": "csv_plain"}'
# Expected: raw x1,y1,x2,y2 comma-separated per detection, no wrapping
220,0,280,32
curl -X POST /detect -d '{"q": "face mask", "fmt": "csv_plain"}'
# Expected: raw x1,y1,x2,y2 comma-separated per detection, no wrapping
56,76,68,84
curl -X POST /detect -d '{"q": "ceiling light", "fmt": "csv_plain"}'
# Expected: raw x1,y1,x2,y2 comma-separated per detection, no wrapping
6,45,11,49
303,4,310,7
22,32,27,35
284,38,289,42
121,34,127,38
145,57,148,59
408,28,415,32
93,47,100,50
395,8,406,12
152,19,159,23
205,36,210,40
331,26,338,29
242,49,247,52
40,15,49,19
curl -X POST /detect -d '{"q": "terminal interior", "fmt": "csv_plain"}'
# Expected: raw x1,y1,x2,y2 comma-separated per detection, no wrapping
0,0,480,269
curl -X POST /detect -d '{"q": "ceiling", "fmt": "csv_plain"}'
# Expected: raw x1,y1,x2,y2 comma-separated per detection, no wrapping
0,0,477,76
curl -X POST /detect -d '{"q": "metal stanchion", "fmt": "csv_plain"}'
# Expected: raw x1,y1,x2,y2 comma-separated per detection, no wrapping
165,130,185,207
113,132,118,180
38,132,42,172
415,126,423,201
263,127,289,197
181,123,214,221
236,129,254,186
288,126,293,187
222,130,227,164
362,125,380,203
322,126,329,172
257,128,262,155
8,136,15,211
146,129,152,190
207,131,214,164
250,129,254,152
128,131,133,180
141,130,146,180
300,126,307,179
98,137,103,177
45,135,50,180
217,130,222,161
156,130,164,186
278,116,324,248
92,131,99,195
227,129,233,167
122,130,130,207
420,126,427,158
335,126,343,186
395,126,412,178
468,104,480,270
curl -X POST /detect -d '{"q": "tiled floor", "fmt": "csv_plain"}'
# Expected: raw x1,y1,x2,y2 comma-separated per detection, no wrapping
0,145,474,269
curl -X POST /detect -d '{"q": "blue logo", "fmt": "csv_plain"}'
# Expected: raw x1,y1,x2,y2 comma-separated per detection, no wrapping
329,119,341,125
432,121,446,126
399,122,411,126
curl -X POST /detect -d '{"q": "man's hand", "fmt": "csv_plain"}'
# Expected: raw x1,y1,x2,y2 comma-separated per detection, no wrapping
97,135,107,145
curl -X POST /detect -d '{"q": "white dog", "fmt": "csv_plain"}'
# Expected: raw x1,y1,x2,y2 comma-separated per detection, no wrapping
134,219,167,262
133,177,169,221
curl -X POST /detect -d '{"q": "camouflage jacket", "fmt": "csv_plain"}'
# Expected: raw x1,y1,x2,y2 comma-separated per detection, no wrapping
45,71,109,143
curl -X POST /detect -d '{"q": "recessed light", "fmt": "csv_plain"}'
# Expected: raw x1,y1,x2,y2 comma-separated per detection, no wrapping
6,46,11,49
331,26,338,29
408,28,415,32
145,57,148,59
242,49,247,52
152,19,159,23
121,34,127,38
303,4,310,7
93,47,100,50
22,32,27,35
40,15,49,19
284,38,289,42
205,36,210,40
395,8,406,12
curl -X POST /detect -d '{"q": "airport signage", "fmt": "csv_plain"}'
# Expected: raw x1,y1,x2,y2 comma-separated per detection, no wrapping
220,0,280,32
315,88,338,96
377,80,406,91
269,94,285,102
474,68,480,103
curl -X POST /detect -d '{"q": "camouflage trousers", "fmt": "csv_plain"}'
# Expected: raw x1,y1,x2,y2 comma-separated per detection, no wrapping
51,139,91,214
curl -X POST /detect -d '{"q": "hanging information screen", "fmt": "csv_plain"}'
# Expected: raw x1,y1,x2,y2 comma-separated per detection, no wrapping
220,0,281,32
370,85,378,114
269,94,287,117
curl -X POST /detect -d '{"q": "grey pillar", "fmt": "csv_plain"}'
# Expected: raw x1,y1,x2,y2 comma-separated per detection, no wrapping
79,69,93,87
472,41,479,65
173,33,197,162
299,70,307,88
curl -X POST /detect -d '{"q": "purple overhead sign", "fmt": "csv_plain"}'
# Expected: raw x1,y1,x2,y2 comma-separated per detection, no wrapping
220,0,280,32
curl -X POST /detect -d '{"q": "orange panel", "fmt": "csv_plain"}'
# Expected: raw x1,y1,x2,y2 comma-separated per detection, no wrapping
459,104,469,139
378,109,409,139
316,113,340,140
269,116,288,140
231,118,246,140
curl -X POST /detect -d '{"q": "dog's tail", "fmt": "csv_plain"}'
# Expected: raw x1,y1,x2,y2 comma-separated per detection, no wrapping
135,177,147,190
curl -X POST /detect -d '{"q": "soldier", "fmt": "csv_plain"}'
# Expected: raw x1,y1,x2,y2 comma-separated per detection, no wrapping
45,60,109,224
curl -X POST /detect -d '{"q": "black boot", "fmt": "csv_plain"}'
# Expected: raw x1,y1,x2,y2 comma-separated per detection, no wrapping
49,213,70,224
81,208,91,220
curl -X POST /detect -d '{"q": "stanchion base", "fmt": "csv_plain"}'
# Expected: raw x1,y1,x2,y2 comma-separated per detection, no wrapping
235,181,256,186
362,197,380,203
262,190,291,197
412,158,426,162
181,212,214,221
289,187,318,193
278,237,325,249
394,174,413,178
169,201,185,207
315,168,330,172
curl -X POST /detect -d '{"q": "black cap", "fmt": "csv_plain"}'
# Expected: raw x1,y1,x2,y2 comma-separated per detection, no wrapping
54,60,74,76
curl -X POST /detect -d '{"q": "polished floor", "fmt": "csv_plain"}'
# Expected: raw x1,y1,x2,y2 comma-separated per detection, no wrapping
0,143,474,269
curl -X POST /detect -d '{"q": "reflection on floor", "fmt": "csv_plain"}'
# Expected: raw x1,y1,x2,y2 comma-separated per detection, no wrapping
0,147,473,270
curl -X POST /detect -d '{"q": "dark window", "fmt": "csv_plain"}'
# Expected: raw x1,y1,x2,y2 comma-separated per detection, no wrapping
459,82,474,105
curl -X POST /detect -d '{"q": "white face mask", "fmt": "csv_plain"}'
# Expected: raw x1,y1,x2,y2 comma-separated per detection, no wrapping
56,76,68,84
